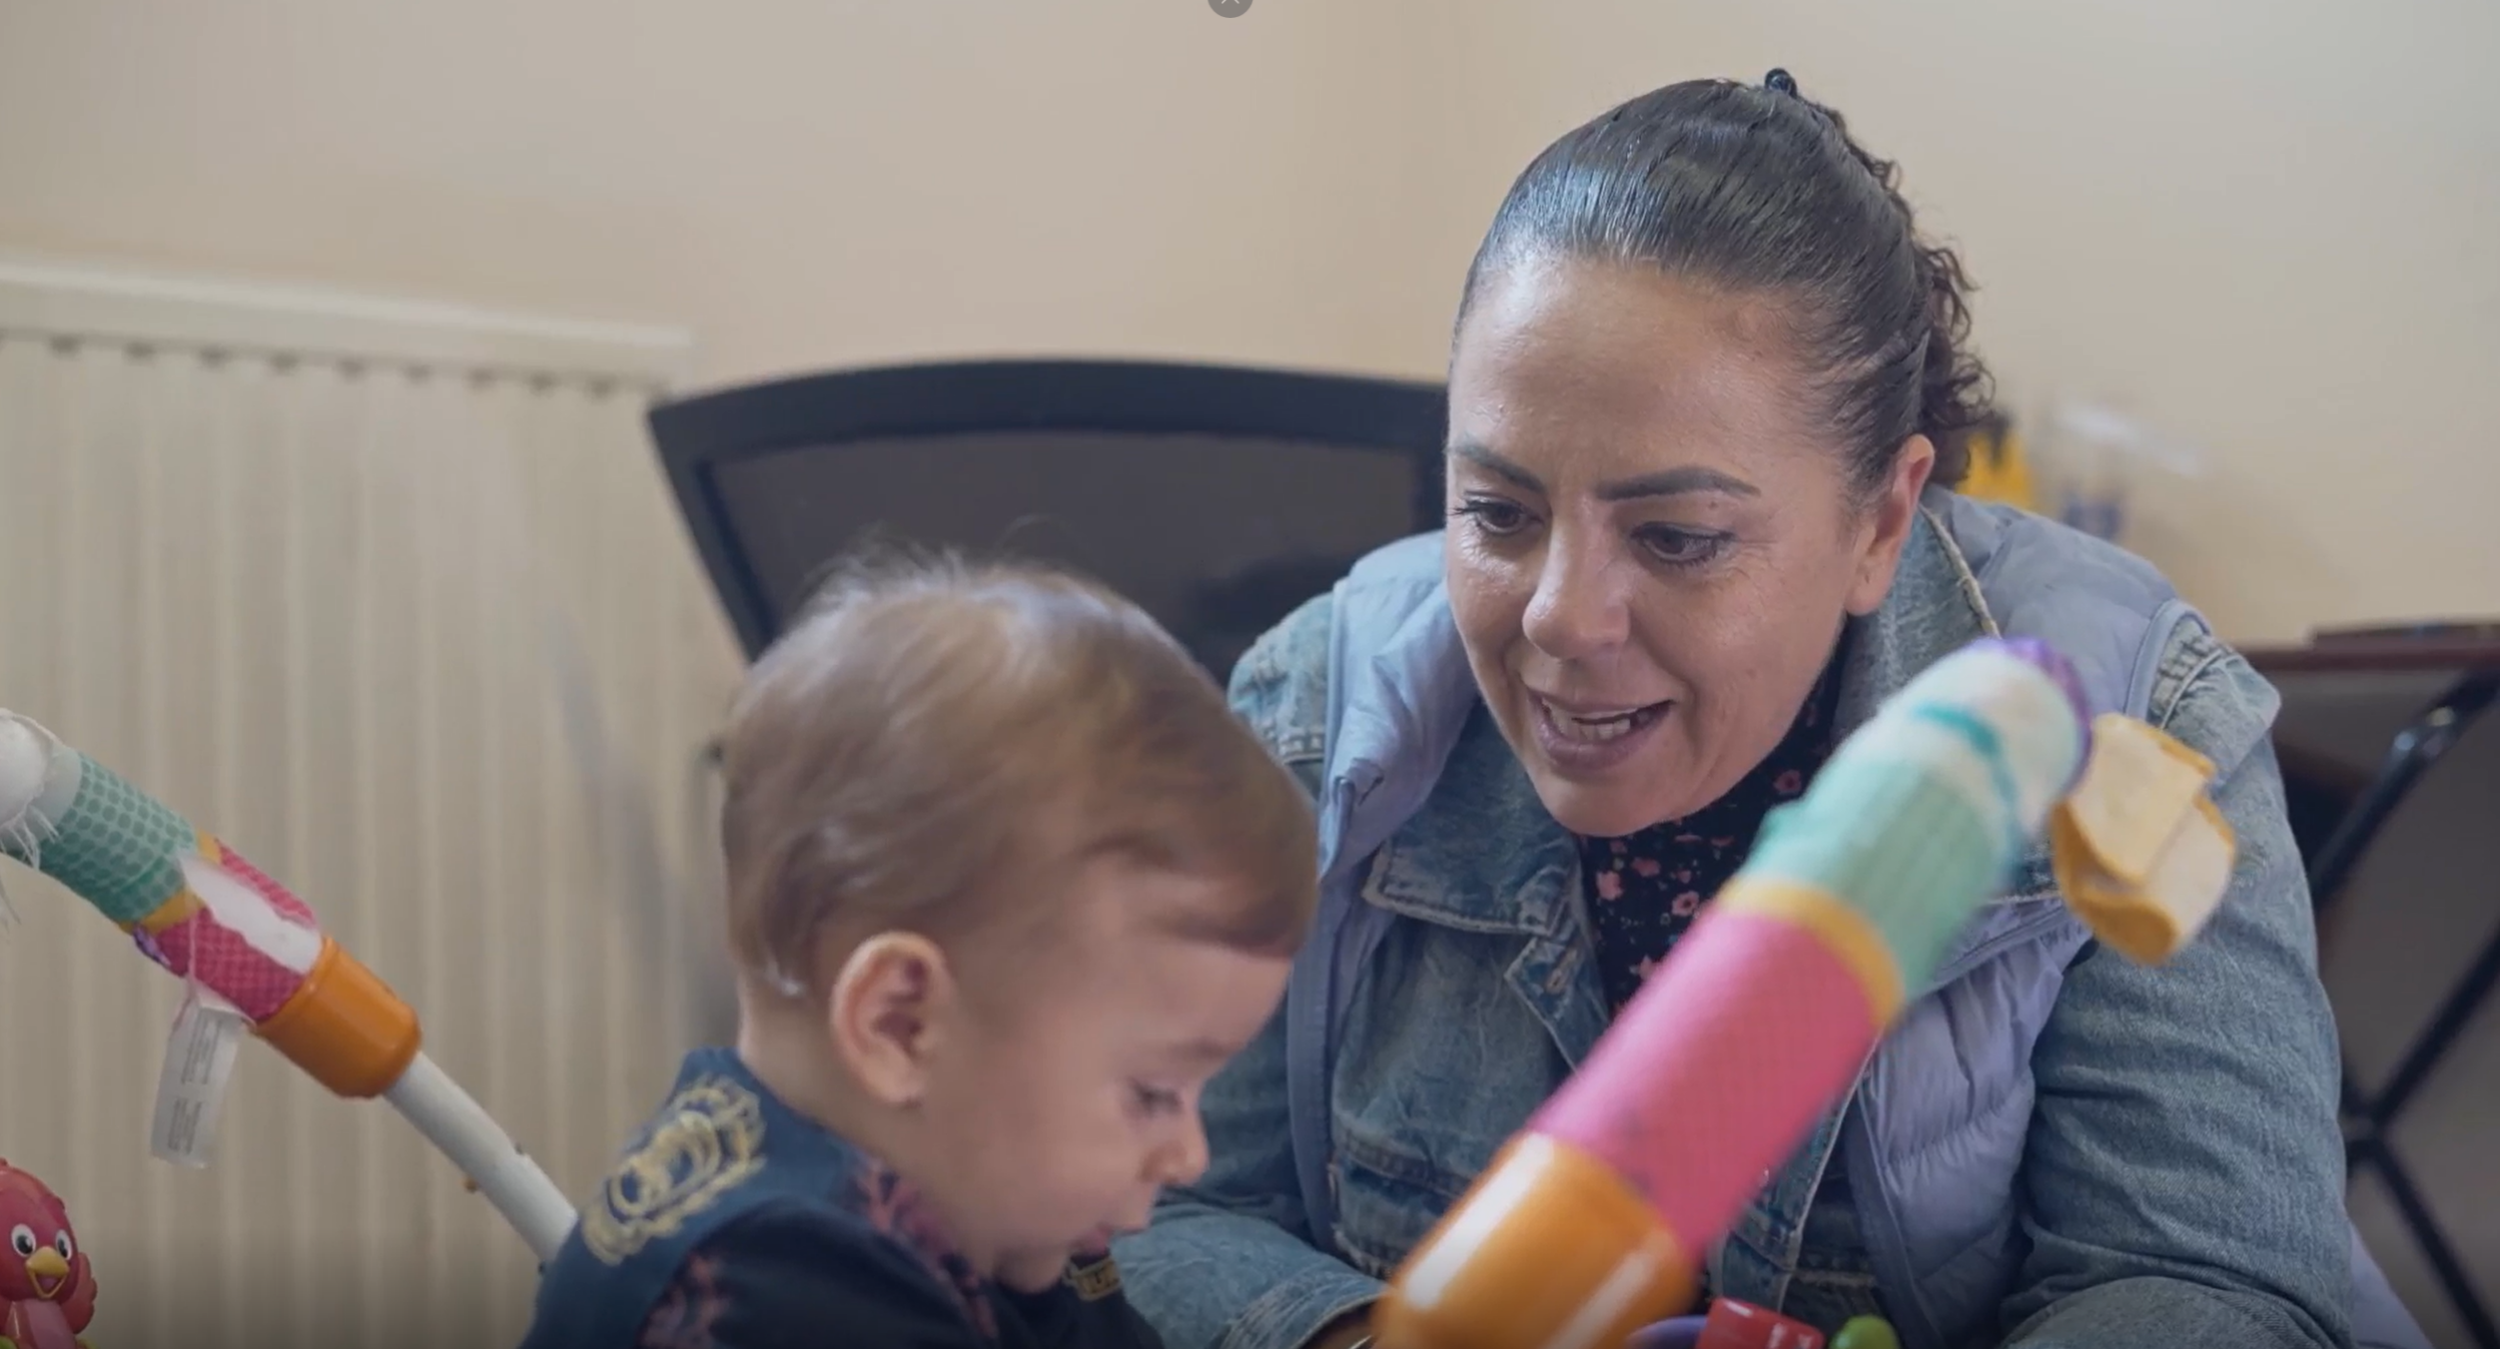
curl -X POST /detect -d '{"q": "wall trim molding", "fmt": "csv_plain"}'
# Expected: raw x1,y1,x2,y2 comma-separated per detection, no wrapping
0,251,694,391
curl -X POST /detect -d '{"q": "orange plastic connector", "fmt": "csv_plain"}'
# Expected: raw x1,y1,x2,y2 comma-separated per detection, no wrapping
255,936,424,1099
1373,1133,1696,1349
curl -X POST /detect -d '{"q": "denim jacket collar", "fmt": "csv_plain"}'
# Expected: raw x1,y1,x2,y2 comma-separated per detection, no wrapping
1831,496,1999,741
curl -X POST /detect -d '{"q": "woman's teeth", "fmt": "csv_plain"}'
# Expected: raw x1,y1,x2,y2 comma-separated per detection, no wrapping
1540,700,1658,743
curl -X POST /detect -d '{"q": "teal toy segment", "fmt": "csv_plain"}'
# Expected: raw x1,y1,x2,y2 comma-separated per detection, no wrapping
1907,702,2024,847
32,752,195,924
1747,759,2008,989
1741,653,2081,990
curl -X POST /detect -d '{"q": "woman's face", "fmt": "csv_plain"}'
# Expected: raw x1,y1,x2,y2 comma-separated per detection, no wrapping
1444,257,1931,838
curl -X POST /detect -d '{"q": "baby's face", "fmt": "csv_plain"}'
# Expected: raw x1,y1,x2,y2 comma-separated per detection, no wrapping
918,859,1291,1293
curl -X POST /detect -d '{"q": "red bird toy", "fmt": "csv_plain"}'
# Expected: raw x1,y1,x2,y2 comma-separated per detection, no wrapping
0,1163,92,1349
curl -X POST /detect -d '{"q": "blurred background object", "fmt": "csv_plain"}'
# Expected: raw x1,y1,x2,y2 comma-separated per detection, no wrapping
1952,411,2041,516
2030,399,2214,547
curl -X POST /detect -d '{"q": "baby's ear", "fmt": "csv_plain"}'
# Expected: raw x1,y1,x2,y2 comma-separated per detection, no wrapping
827,932,956,1107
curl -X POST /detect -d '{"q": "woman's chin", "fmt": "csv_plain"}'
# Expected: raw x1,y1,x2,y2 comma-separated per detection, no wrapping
1529,772,1682,841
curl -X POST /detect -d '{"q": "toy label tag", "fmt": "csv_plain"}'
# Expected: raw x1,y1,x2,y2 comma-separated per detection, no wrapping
150,989,247,1168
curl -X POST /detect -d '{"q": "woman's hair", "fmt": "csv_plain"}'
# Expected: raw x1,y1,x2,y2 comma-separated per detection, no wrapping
717,546,1318,994
1459,70,1992,494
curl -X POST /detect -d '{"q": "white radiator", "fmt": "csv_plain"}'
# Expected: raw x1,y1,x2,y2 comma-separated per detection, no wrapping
0,257,746,1346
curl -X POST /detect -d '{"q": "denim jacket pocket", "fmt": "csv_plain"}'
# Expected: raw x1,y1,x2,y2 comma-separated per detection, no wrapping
1328,1116,1493,1280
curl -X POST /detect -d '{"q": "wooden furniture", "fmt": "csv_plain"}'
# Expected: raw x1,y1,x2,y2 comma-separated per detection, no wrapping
2244,623,2500,1349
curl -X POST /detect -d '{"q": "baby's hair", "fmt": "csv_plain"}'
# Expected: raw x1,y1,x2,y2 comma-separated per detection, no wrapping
717,544,1318,993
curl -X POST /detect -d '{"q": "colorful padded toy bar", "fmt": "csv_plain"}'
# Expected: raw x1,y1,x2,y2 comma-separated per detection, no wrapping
1371,637,2235,1349
0,709,576,1262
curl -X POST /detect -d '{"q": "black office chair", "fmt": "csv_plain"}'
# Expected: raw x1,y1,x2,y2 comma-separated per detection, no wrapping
647,358,1448,680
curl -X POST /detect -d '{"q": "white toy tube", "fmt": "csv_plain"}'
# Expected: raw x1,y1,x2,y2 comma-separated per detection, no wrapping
387,1053,577,1260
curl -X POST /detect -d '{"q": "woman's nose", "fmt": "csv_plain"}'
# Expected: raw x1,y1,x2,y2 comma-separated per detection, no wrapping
1521,538,1629,660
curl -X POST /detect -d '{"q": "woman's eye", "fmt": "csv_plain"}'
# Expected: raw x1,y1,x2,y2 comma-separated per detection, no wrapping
1453,498,1531,536
1638,526,1730,567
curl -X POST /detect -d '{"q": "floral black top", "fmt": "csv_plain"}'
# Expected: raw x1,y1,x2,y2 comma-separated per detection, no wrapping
1577,652,1848,1014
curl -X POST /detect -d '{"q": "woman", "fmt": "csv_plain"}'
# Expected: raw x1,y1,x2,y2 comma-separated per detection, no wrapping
1112,72,2431,1349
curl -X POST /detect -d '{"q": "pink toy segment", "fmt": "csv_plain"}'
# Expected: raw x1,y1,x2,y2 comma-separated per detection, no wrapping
1530,907,1879,1245
207,842,318,926
139,913,303,1021
128,840,322,1022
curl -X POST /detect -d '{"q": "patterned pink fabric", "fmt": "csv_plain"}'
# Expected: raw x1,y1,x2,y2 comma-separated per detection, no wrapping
140,912,305,1021
131,844,323,1024
207,840,319,926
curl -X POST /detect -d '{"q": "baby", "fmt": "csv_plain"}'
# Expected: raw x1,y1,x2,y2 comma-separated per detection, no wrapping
521,551,1318,1349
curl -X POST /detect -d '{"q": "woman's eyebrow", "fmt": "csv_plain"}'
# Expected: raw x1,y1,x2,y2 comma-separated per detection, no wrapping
1448,441,1542,492
1448,442,1758,501
1595,466,1758,501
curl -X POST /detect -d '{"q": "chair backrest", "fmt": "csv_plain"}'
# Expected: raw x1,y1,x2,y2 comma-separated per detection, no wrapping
647,358,1448,680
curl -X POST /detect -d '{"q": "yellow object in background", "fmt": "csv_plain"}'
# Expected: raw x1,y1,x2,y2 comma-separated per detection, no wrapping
1957,414,2039,513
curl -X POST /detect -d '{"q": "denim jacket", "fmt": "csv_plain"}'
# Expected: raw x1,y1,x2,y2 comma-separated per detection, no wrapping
1115,492,2429,1349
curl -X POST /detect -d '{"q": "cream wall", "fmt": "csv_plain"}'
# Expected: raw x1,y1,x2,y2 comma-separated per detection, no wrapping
0,0,1446,398
5,0,2494,644
1407,0,2500,646
4,0,2493,642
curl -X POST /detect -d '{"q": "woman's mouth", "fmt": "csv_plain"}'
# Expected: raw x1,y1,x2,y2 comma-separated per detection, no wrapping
1529,694,1671,773
1536,697,1668,742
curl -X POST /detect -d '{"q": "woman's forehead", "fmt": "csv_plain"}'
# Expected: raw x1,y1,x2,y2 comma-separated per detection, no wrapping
1449,259,1831,485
